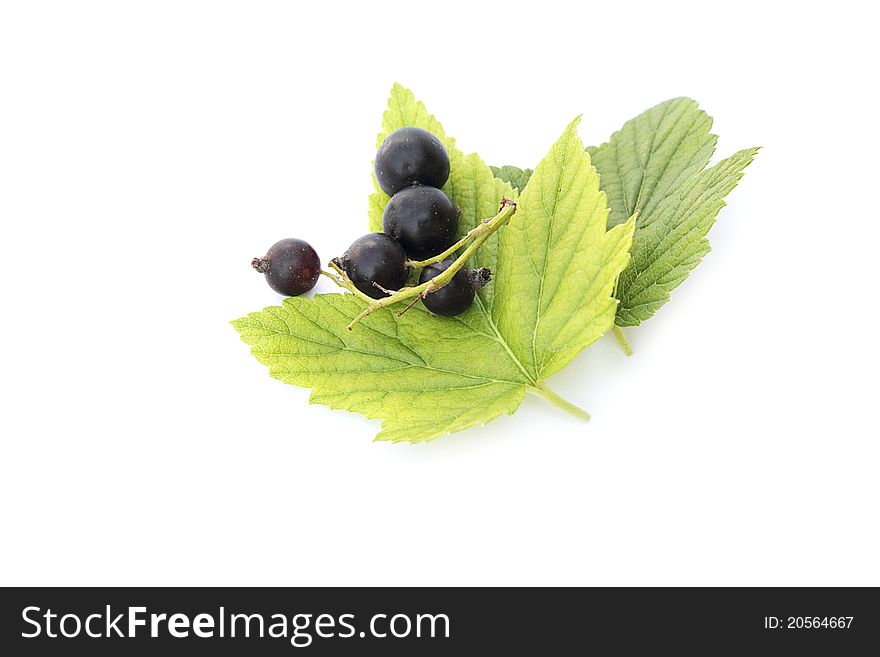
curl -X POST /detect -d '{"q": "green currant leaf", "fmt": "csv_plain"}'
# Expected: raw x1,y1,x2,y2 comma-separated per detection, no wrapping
493,118,635,380
231,295,528,444
614,147,759,326
496,98,758,329
587,98,717,229
490,165,532,194
233,87,634,443
588,98,758,326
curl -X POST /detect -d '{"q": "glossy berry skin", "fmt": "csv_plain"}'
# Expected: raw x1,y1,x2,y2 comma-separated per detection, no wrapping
340,233,408,299
382,186,460,260
252,238,320,296
419,259,490,317
374,127,450,196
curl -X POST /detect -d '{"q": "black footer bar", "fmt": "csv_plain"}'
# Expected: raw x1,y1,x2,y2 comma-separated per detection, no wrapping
2,587,877,654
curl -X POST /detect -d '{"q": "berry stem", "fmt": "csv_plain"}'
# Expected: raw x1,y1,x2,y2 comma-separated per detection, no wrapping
529,381,590,421
321,268,342,284
611,325,633,356
405,207,507,269
328,198,517,330
466,267,492,291
322,265,376,304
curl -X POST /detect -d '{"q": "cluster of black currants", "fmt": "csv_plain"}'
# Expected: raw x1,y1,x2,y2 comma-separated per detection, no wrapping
252,127,489,317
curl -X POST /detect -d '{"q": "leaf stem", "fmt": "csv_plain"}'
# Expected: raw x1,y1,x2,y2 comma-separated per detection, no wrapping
611,325,633,356
327,198,517,330
529,382,590,421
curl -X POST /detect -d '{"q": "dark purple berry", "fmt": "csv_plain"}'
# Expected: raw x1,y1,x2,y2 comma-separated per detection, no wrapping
419,259,491,317
383,186,460,260
374,127,450,196
340,233,408,299
252,238,320,296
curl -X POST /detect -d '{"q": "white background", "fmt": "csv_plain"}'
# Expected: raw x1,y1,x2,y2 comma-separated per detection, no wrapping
1,1,877,586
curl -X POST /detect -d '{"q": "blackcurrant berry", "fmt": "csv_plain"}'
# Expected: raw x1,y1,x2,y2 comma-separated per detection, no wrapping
252,238,320,296
339,233,409,299
382,186,460,260
374,127,450,196
419,259,491,317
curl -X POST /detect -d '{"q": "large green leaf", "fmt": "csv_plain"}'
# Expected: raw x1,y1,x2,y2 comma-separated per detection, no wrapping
615,147,759,326
234,87,634,442
232,295,527,443
587,97,717,230
494,118,634,380
588,98,757,325
496,98,758,328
